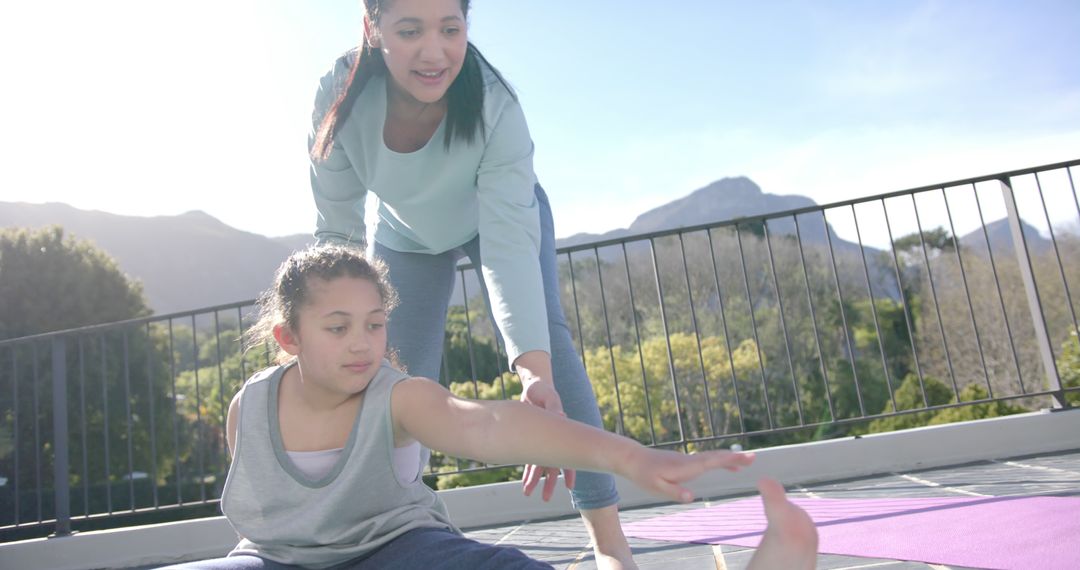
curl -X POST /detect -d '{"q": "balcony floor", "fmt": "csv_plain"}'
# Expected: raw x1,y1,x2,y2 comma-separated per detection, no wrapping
14,414,1078,570
460,448,1080,570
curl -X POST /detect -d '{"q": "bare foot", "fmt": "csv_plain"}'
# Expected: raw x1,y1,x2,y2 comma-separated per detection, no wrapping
581,505,639,570
592,550,638,570
747,478,818,570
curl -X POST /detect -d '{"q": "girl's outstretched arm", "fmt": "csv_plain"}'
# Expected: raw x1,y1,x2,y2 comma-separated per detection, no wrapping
391,377,754,503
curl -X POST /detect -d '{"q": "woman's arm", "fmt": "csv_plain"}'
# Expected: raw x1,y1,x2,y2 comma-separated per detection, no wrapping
475,92,548,367
513,349,573,499
513,350,561,416
310,155,368,247
392,378,754,503
309,57,368,247
475,91,567,498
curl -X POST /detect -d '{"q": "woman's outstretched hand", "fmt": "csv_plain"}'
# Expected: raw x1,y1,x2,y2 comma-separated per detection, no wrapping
519,378,577,500
624,448,756,504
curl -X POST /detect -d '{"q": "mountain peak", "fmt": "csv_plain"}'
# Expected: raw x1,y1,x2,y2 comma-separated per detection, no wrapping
553,176,820,249
0,201,296,314
652,176,765,221
694,176,763,199
627,176,812,234
175,210,222,223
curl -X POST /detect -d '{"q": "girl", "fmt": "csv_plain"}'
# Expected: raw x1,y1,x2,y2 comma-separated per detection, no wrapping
307,0,641,563
166,245,817,569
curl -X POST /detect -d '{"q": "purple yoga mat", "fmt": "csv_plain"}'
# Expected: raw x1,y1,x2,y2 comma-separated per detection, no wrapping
624,495,1080,570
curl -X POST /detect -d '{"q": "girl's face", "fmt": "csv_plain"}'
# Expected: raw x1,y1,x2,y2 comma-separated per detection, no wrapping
370,0,468,105
280,276,388,396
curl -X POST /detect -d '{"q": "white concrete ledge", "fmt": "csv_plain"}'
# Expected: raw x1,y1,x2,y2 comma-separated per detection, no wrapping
3,408,1078,570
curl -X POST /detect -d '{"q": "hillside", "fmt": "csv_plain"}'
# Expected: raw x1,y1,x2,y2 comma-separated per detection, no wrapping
5,176,1038,317
0,202,314,314
557,176,828,249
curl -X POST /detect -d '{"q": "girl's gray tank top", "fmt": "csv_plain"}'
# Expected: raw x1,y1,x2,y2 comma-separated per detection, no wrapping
221,360,457,568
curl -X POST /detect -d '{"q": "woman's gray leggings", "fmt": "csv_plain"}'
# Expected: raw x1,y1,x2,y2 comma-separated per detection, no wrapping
373,184,619,511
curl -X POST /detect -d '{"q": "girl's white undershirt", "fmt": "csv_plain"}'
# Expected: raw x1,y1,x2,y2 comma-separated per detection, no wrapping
286,441,421,484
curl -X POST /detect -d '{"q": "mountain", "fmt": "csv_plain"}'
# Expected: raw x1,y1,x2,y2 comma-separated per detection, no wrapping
0,202,314,314
552,176,910,302
453,177,833,306
1,176,884,316
958,218,1052,255
556,177,834,249
272,233,318,254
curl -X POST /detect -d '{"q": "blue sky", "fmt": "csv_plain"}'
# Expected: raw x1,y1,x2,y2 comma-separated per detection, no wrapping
1,0,1078,242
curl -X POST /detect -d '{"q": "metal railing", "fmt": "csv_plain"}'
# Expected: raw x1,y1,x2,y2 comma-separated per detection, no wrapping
0,301,266,540
1,159,1077,540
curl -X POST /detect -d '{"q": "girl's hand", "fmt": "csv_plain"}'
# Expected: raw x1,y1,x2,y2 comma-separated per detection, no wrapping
623,448,756,504
520,378,577,500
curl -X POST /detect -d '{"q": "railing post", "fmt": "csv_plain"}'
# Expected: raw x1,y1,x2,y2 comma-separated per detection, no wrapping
51,336,72,537
999,177,1067,408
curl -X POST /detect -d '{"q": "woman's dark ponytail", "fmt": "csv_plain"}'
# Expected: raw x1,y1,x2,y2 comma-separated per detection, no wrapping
310,44,384,162
442,43,517,150
442,43,483,149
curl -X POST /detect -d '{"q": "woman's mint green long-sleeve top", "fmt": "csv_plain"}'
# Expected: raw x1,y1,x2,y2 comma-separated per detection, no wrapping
309,54,548,364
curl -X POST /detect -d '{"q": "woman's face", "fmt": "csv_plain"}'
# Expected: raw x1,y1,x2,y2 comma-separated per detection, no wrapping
371,0,468,105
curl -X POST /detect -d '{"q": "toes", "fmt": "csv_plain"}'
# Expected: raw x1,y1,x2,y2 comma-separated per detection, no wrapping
757,477,787,508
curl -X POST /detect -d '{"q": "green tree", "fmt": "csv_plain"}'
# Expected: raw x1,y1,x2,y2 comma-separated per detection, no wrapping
64,328,178,493
432,372,524,489
864,373,954,433
441,305,502,385
1055,328,1079,406
929,383,1027,424
583,334,762,446
0,424,12,461
863,374,1027,436
171,330,269,487
893,227,956,258
0,226,150,340
1,227,169,520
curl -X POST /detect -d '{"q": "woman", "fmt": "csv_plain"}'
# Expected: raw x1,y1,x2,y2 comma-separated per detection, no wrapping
308,0,635,566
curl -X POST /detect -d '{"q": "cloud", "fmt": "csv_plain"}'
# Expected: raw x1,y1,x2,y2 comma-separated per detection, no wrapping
539,120,1080,245
747,126,1080,247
